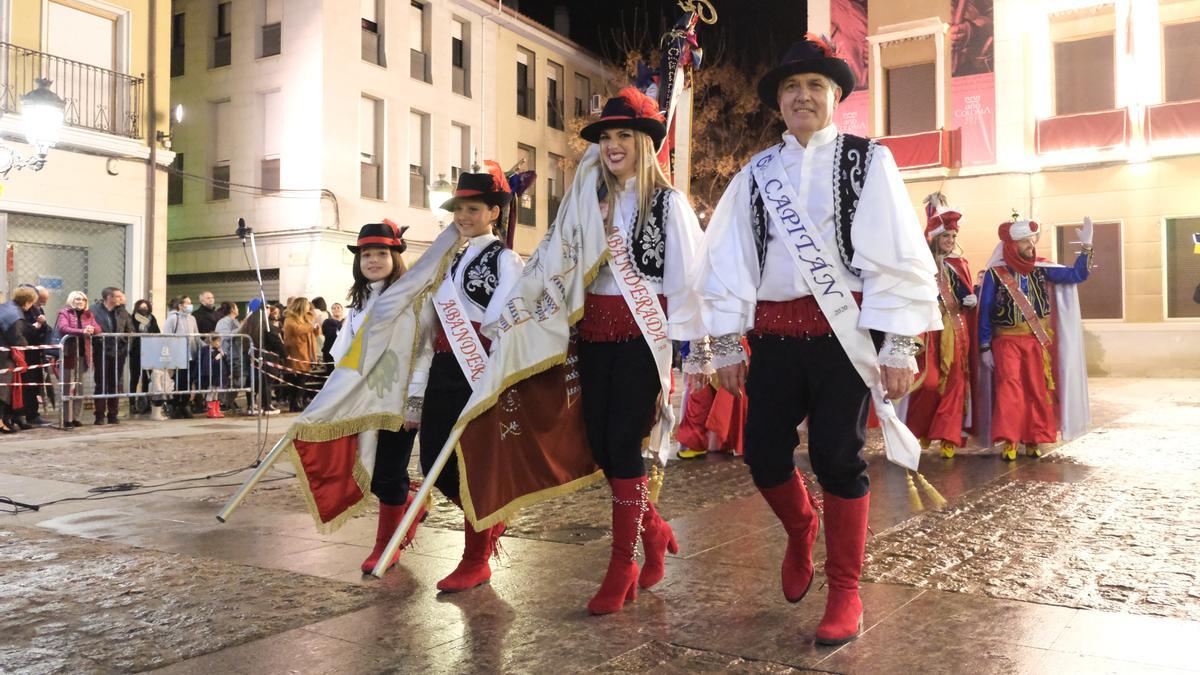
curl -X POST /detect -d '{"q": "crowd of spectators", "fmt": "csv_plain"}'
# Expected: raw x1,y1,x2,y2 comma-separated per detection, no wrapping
0,285,345,432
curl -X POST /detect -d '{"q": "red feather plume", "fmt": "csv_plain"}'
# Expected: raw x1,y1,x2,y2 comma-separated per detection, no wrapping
617,86,664,122
483,160,512,194
805,32,841,58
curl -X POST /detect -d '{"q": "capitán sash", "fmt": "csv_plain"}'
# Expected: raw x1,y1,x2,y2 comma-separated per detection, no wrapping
433,270,490,390
749,145,923,471
606,205,675,465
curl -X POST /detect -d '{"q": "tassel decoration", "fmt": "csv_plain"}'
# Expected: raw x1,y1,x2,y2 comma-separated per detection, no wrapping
915,472,948,510
648,464,664,504
906,472,924,512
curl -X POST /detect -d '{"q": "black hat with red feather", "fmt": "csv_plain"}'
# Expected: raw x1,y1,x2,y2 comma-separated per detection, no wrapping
439,160,514,212
580,87,668,148
757,33,856,107
347,219,408,253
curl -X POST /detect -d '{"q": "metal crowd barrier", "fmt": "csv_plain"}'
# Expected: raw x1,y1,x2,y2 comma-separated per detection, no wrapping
55,332,254,426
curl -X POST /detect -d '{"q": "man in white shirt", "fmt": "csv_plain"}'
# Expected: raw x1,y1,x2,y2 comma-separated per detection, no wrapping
677,35,940,645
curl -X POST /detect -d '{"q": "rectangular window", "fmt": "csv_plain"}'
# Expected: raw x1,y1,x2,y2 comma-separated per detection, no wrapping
1165,217,1200,318
451,18,470,96
171,13,185,77
574,73,591,117
261,0,282,57
362,0,383,66
450,122,470,181
409,111,430,208
168,153,184,205
212,100,231,200
886,63,935,135
547,61,564,130
1054,222,1122,319
410,1,430,82
1163,21,1200,104
1054,35,1114,115
547,152,565,222
213,2,232,68
516,47,535,119
517,144,536,225
360,96,382,199
261,91,281,194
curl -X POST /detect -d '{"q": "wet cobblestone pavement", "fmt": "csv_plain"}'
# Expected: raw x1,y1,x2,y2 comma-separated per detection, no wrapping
1,378,1198,673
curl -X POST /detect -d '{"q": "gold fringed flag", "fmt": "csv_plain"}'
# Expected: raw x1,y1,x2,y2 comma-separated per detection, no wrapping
443,146,614,530
283,226,461,532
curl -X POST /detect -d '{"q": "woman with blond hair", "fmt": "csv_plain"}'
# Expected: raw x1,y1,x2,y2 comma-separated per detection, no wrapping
55,290,103,429
572,87,704,614
282,296,319,412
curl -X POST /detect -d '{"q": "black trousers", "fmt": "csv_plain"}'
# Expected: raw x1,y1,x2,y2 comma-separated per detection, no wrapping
20,364,44,419
419,353,471,501
94,354,126,419
372,427,417,506
744,334,871,500
577,338,661,480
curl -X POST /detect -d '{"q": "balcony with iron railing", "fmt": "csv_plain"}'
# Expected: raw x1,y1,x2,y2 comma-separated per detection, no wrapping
0,41,144,141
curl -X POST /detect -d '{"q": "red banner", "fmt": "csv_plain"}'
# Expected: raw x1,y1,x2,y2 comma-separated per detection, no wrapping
457,342,600,529
952,72,996,166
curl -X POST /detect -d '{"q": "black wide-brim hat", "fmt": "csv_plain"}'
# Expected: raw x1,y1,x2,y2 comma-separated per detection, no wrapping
439,162,515,212
580,87,668,149
757,34,856,108
347,220,408,253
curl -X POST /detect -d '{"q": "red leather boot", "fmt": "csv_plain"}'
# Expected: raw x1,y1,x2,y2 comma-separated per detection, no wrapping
438,499,506,592
815,492,870,645
638,501,679,589
361,494,427,574
759,470,820,602
588,477,647,615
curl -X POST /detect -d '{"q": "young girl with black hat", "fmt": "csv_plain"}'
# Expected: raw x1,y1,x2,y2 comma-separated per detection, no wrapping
405,161,525,592
328,221,428,574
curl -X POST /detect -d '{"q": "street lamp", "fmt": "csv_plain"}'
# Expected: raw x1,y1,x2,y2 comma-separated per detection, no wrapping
0,78,66,178
428,173,454,221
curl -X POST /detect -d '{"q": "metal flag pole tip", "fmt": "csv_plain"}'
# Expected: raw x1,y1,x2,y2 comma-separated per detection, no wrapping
216,435,290,522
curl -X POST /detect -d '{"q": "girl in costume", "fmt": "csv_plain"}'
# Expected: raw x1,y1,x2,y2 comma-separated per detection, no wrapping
405,162,524,593
328,222,428,574
575,88,704,614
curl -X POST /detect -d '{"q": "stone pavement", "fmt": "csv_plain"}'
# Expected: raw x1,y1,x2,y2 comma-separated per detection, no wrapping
1,378,1199,674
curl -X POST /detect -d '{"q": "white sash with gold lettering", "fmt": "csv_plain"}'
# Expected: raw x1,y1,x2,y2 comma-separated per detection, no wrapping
433,269,490,391
749,145,922,471
606,208,675,466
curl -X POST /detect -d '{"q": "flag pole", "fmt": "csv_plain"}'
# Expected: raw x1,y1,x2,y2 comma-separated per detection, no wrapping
370,430,458,578
216,435,289,522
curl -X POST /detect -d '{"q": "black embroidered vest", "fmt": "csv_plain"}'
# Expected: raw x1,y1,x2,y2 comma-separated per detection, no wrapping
450,240,505,310
749,134,876,278
597,183,672,282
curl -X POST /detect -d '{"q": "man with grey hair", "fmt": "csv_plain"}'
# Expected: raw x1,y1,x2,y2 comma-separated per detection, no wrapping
675,34,940,645
90,286,133,424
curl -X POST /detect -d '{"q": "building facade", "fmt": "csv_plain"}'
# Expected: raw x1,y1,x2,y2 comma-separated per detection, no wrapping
166,0,608,305
0,0,172,317
809,0,1200,376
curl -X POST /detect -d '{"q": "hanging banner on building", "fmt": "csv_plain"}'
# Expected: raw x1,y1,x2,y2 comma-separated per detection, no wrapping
830,0,869,135
950,0,995,166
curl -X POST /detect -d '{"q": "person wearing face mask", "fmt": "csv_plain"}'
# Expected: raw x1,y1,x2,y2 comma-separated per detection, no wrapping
674,35,942,645
403,162,525,593
902,193,977,459
129,299,161,416
55,291,103,429
164,296,200,418
977,215,1094,461
325,222,435,575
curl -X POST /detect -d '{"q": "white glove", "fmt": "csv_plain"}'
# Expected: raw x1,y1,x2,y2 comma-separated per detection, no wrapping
1075,216,1094,247
981,349,994,369
961,294,978,308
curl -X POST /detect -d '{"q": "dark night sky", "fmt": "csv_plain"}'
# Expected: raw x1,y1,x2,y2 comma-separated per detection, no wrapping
511,1,809,72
